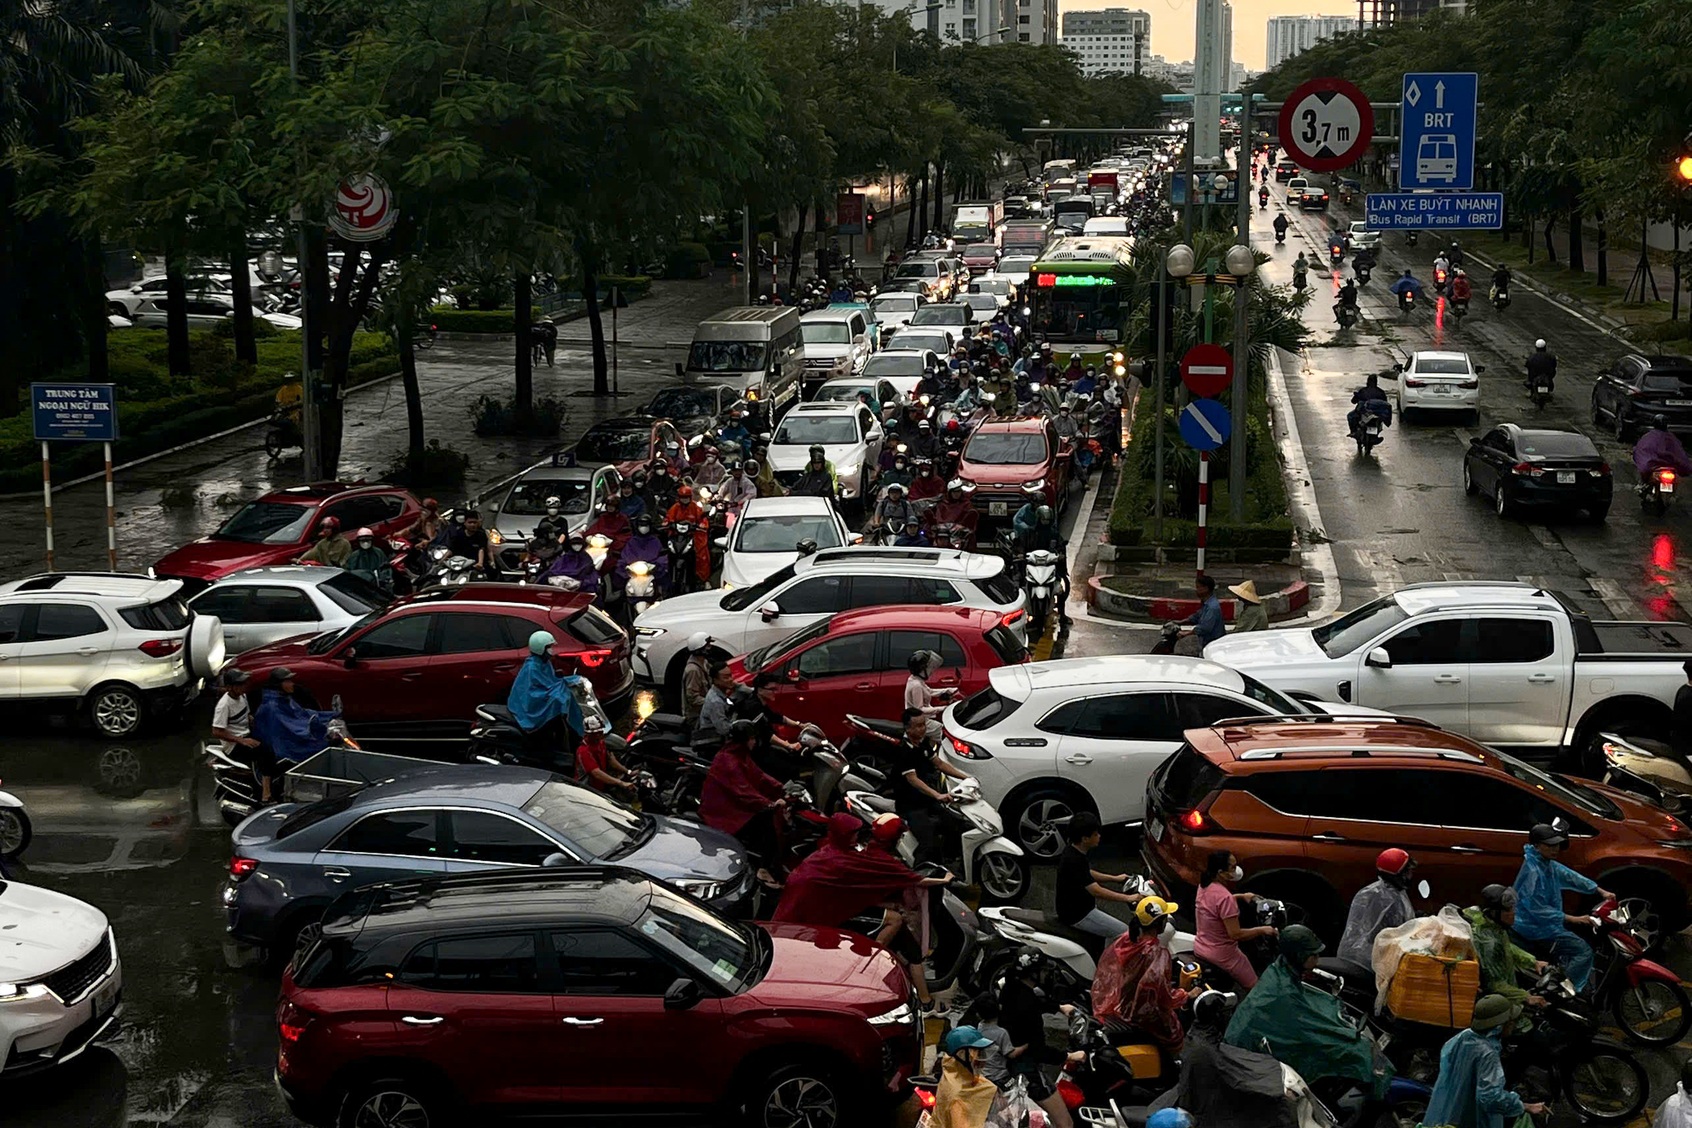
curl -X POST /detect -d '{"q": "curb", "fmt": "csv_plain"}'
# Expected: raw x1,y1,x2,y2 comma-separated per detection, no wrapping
1085,575,1310,622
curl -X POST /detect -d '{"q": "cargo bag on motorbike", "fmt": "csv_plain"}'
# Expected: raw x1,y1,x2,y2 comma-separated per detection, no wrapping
1372,906,1478,1024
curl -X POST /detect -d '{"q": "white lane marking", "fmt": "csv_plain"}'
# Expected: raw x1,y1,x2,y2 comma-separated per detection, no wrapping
1589,578,1643,620
1528,525,1561,553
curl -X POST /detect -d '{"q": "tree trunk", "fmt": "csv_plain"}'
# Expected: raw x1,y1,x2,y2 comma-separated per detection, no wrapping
320,244,390,475
1595,210,1608,288
1542,214,1557,264
583,248,609,396
514,270,533,413
164,249,191,376
304,225,330,478
398,315,424,466
915,170,929,242
787,201,808,301
1567,209,1585,273
229,236,257,366
83,236,108,381
932,162,945,231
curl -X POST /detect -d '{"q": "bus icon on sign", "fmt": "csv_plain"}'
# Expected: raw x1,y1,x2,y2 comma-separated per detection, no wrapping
1416,134,1459,183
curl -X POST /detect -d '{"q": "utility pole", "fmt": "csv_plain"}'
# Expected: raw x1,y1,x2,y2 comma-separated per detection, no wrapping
287,0,318,481
1230,122,1251,519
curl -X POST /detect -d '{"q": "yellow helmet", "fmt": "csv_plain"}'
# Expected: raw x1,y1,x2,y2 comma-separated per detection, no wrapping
1134,894,1179,928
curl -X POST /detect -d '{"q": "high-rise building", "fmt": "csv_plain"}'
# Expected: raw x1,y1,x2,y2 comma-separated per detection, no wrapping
1264,14,1357,70
1059,8,1150,76
1220,1,1233,90
860,0,1048,44
1013,0,1060,44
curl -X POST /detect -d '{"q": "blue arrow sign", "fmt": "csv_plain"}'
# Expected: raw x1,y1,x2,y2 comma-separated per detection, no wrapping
1399,72,1478,191
1365,192,1503,230
1178,398,1232,452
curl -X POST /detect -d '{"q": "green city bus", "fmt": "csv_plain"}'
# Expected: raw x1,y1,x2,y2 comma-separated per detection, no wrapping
1025,235,1135,368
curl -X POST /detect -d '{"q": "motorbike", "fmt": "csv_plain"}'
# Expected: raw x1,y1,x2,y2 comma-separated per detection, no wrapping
1292,269,1308,292
664,521,702,596
0,783,30,861
1335,302,1360,330
1352,399,1391,457
1259,187,1270,210
1530,372,1553,410
1355,263,1373,286
1275,227,1287,245
1433,265,1448,295
1501,967,1649,1124
465,681,619,775
1578,895,1690,1045
1398,289,1416,316
1406,230,1419,247
1149,621,1181,655
263,410,302,460
1492,283,1511,311
1450,295,1469,323
621,559,661,621
1599,730,1692,812
842,775,1029,904
1639,463,1678,516
1330,244,1346,266
208,715,359,827
1022,547,1065,633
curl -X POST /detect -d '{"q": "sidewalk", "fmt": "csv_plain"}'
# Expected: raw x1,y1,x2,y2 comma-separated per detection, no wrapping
1,277,736,579
1465,227,1692,342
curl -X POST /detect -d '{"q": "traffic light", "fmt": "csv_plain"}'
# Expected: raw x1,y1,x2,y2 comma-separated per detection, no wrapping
1678,155,1692,184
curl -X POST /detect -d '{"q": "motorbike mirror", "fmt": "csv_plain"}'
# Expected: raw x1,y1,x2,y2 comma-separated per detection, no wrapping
1417,879,1432,900
1391,362,1404,373
1473,365,1485,374
541,852,571,868
759,602,781,622
1364,646,1392,669
664,976,703,1010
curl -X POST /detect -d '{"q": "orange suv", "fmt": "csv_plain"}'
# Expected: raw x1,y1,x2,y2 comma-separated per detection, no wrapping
1141,715,1692,935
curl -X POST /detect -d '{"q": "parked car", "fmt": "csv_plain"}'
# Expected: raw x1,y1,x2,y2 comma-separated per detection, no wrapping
128,291,300,331
640,382,745,443
719,496,853,590
957,415,1071,518
230,584,633,740
633,546,1027,700
1204,581,1692,767
484,460,621,559
0,573,224,737
0,881,122,1077
869,291,926,331
186,566,390,655
152,483,424,594
105,274,230,317
765,401,885,503
732,606,1028,744
572,416,688,478
941,655,1354,859
1590,353,1692,440
1462,425,1612,522
1142,715,1692,933
275,868,919,1128
225,768,754,960
1395,350,1482,421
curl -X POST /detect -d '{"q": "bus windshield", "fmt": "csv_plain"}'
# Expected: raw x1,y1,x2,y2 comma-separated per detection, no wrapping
1027,280,1124,343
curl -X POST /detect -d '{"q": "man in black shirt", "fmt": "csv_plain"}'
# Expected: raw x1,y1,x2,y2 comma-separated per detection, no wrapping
1054,811,1140,942
748,672,805,779
447,510,495,572
892,707,973,864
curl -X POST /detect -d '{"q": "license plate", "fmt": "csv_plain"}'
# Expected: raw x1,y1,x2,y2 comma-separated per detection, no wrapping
989,501,1008,516
91,975,119,1019
1664,481,1677,495
1557,471,1576,484
1667,400,1692,407
1146,816,1164,842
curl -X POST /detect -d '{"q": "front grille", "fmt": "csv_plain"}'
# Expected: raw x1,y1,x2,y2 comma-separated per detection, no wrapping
42,931,114,1004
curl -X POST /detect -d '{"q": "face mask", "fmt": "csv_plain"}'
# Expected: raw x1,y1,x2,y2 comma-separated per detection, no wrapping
358,540,372,550
1230,865,1244,882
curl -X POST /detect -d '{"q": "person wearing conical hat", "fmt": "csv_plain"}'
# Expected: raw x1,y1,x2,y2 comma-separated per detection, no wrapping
1229,579,1269,632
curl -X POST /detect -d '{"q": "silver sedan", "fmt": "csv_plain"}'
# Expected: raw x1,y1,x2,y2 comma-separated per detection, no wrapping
184,566,391,655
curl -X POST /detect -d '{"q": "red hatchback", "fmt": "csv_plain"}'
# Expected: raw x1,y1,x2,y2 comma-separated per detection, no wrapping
232,585,633,739
153,483,422,593
277,868,920,1128
957,415,1071,518
727,606,1029,744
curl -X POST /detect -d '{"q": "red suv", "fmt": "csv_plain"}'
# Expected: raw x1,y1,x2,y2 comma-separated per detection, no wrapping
958,415,1071,519
153,483,422,593
277,868,920,1128
232,585,633,739
1142,716,1692,934
727,606,1029,743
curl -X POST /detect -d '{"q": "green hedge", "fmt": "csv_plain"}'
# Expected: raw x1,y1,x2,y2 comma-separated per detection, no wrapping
663,243,711,280
0,329,395,493
428,308,521,333
593,275,653,301
1629,320,1692,345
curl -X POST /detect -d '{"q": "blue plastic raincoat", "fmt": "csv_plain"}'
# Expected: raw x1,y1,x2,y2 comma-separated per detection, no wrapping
506,654,585,736
1422,1027,1524,1128
252,689,336,767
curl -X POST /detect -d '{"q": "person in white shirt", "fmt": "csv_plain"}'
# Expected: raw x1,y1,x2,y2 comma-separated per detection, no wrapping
210,670,268,798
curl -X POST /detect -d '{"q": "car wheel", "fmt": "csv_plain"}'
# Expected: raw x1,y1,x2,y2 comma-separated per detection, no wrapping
1495,483,1513,519
747,1062,844,1128
1462,461,1478,496
0,807,32,860
1615,407,1631,442
1591,391,1606,427
1589,503,1610,523
1010,788,1090,861
335,1076,444,1128
977,851,1031,905
88,684,145,737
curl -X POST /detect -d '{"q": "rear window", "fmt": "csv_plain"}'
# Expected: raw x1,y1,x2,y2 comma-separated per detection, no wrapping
320,572,393,614
984,625,1029,665
1412,356,1472,375
954,685,1020,730
275,792,361,840
120,597,190,631
1151,745,1225,813
1515,433,1597,458
977,569,1021,606
1642,371,1692,392
565,606,623,647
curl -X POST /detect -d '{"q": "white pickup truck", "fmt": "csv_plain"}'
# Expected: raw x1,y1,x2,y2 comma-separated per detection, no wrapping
1205,582,1692,770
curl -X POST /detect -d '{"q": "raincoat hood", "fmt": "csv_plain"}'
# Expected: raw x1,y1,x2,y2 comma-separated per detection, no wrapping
1224,959,1390,1098
505,654,585,735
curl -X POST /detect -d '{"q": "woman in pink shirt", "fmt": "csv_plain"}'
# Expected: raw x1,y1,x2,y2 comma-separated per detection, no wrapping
1192,849,1277,990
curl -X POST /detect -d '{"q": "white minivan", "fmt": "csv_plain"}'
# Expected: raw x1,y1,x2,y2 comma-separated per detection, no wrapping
684,307,804,421
800,307,874,396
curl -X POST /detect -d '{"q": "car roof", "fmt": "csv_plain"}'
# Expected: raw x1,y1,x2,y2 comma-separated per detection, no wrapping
822,605,1005,633
1382,581,1561,617
585,416,658,433
801,308,860,323
784,401,861,417
795,545,1006,581
258,481,405,504
738,496,841,519
1188,716,1491,768
1631,354,1692,371
343,763,553,810
515,463,600,483
397,583,593,613
972,415,1049,434
214,565,347,586
340,868,652,935
989,655,1246,698
0,572,184,604
1407,351,1472,363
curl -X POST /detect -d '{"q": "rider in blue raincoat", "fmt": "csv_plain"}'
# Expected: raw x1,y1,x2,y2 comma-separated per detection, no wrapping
507,631,585,741
1423,995,1545,1128
251,667,338,786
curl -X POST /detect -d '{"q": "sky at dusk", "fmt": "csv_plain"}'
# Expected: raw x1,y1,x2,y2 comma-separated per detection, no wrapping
1061,0,1354,72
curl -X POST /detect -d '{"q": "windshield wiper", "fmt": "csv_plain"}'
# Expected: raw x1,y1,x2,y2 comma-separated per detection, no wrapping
604,816,657,860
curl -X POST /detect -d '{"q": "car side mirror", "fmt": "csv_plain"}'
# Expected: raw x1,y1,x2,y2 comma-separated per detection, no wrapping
785,668,803,684
664,977,702,1010
542,852,570,868
713,536,728,549
1364,647,1391,669
760,602,781,622
342,648,359,668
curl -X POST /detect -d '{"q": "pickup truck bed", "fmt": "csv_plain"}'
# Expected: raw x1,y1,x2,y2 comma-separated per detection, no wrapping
1574,618,1692,657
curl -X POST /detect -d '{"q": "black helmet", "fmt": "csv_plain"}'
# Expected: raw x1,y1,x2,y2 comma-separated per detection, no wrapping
728,718,761,741
1480,883,1517,917
795,538,818,557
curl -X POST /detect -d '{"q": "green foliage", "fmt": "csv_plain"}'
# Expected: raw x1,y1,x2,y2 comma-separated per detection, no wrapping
590,276,652,301
428,309,523,334
472,395,564,438
663,242,711,279
383,439,471,490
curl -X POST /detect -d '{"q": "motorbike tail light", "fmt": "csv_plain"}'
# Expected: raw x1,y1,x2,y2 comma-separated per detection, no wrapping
1056,1078,1086,1111
230,856,259,880
139,638,184,658
576,648,615,669
1661,469,1678,485
1512,462,1544,478
916,1088,936,1111
947,734,992,760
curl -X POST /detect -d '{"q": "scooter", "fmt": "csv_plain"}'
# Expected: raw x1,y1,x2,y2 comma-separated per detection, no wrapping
1355,263,1373,286
1530,372,1553,410
1149,621,1181,655
1406,230,1420,247
1335,302,1360,330
1450,295,1470,323
1275,227,1287,245
1501,967,1649,1125
1259,187,1269,210
1292,269,1308,292
1022,547,1065,633
1353,403,1389,457
664,521,702,596
1639,463,1677,516
1398,289,1416,316
620,558,662,622
1433,265,1448,295
843,775,1029,904
0,783,30,861
1491,283,1511,311
1600,730,1692,810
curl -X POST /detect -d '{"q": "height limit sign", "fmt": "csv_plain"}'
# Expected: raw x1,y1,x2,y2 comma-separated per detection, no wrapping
1278,77,1374,173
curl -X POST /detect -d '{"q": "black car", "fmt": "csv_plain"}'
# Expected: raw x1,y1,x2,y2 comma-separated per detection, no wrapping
1298,186,1330,211
1590,354,1692,440
1462,424,1612,521
641,383,744,442
1274,160,1299,182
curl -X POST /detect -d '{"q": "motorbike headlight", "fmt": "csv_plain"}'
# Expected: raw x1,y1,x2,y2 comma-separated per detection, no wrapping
675,879,724,901
867,1001,914,1027
627,561,653,577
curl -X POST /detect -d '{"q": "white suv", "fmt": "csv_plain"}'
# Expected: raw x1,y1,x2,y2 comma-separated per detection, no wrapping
765,401,886,503
941,655,1361,859
0,573,225,736
1396,350,1483,420
633,546,1027,698
0,880,122,1076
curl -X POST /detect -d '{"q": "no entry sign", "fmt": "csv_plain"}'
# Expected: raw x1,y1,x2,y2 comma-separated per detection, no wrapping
1180,344,1234,398
1278,77,1374,173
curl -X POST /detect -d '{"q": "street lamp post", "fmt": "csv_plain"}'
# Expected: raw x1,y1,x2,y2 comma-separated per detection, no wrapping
286,0,318,481
894,3,944,72
1159,243,1196,542
1230,118,1254,520
973,24,1010,43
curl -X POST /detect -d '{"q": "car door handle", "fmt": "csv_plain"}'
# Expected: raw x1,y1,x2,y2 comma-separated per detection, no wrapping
1526,674,1556,684
1432,675,1463,684
1311,831,1347,842
323,867,352,881
1450,844,1485,854
76,647,100,656
855,682,875,691
562,1016,604,1027
400,1015,444,1026
401,672,423,681
1064,753,1093,765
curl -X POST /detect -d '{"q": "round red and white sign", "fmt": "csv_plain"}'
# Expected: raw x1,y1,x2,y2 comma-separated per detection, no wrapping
1277,77,1373,173
328,173,397,242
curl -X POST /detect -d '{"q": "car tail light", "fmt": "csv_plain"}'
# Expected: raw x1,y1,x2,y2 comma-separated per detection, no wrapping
1596,462,1612,476
1511,462,1544,478
1001,609,1026,628
1661,469,1679,485
576,648,615,669
230,856,259,880
1404,378,1425,387
947,733,993,760
278,1001,311,1044
139,638,184,658
1459,379,1479,389
1178,808,1219,834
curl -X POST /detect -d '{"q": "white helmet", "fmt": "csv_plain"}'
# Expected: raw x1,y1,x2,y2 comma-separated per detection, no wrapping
1534,339,1547,350
686,632,713,652
354,526,375,541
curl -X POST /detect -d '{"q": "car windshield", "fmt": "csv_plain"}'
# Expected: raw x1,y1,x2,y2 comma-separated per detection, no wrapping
736,513,842,554
966,432,1048,465
646,388,718,417
576,428,650,463
721,563,798,612
637,886,761,993
503,478,593,517
888,332,948,352
214,501,315,544
864,354,924,377
1491,749,1620,820
306,608,383,655
896,263,939,279
522,779,648,859
802,323,852,345
975,279,1012,296
1413,356,1472,375
872,296,917,315
812,383,872,404
911,307,966,326
688,341,767,373
999,258,1035,275
744,616,833,673
1311,595,1409,658
773,415,858,446
1237,673,1304,715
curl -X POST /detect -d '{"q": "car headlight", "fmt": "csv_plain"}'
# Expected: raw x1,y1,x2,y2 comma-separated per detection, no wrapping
0,982,52,1003
675,879,724,901
867,1001,914,1027
635,626,665,638
1024,478,1046,490
488,529,504,545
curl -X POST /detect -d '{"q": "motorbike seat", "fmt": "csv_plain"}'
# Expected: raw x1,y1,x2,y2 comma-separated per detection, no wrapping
1315,956,1375,997
853,792,896,815
643,711,687,731
846,714,906,739
475,703,522,728
1001,907,1107,956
